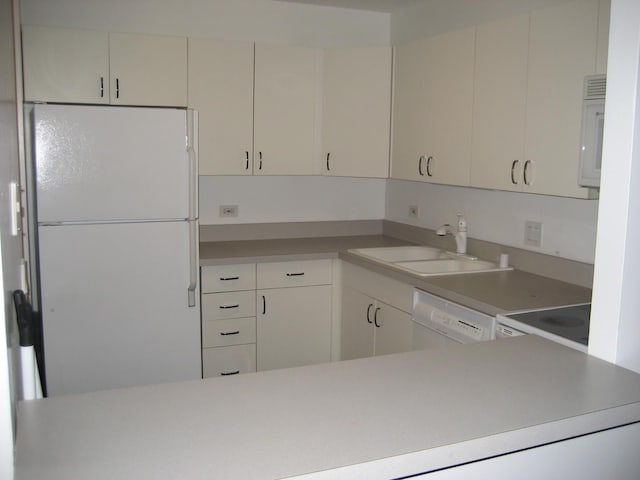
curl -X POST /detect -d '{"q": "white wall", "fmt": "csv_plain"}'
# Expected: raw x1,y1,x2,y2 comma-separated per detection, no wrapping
20,0,390,47
391,0,579,44
589,0,640,372
386,180,598,263
199,176,386,224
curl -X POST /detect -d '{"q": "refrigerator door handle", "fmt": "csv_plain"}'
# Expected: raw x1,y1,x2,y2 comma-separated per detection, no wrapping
187,219,198,307
186,110,199,221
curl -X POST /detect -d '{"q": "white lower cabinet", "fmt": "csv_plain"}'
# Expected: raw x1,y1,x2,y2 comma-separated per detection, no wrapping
201,259,333,376
257,285,332,371
257,259,333,371
201,264,257,378
341,263,414,361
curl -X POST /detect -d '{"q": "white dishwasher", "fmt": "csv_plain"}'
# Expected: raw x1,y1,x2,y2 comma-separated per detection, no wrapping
412,289,496,349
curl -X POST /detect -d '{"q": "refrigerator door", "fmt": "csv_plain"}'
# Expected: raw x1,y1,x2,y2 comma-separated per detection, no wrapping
33,104,190,223
38,221,200,396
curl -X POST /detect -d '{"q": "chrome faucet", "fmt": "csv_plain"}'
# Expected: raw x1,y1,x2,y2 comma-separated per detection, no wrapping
436,213,467,255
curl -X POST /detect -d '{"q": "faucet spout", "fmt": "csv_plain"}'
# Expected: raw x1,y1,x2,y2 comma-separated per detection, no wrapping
436,214,467,255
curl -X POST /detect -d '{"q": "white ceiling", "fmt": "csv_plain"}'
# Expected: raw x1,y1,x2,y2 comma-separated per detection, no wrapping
275,0,421,13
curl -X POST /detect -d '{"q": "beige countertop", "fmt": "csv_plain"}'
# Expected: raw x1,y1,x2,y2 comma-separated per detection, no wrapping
14,335,640,479
200,235,592,315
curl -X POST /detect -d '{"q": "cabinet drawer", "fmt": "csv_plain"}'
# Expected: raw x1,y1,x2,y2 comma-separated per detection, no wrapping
201,264,256,293
202,344,256,378
202,317,256,348
257,259,332,288
202,291,256,320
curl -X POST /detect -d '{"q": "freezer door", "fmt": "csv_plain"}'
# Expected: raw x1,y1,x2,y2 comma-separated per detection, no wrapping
38,221,200,396
34,104,190,223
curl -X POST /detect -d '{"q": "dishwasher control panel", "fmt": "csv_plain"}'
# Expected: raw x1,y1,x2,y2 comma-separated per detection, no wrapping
412,289,496,344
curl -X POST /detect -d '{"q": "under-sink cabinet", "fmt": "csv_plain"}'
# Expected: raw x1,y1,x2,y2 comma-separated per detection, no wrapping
201,259,333,376
341,262,414,360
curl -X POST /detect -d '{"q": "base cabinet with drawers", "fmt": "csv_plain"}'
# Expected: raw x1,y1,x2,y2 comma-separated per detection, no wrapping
201,259,333,377
201,263,257,378
341,262,414,361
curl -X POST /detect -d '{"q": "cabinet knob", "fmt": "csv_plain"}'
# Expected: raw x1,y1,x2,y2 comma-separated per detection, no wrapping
418,155,426,176
426,156,434,177
373,307,381,328
326,153,331,172
523,160,533,186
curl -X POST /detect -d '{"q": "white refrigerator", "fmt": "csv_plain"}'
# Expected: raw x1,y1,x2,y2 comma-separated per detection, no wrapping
32,104,201,396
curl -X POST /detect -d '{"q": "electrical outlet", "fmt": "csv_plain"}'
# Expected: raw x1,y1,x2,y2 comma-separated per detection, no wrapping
524,220,543,247
219,205,238,218
409,205,419,218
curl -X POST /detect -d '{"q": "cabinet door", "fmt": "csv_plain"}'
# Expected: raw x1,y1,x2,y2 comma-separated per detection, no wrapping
373,302,414,357
341,287,375,360
470,14,529,192
189,39,254,175
322,47,391,178
257,285,331,371
109,32,187,107
525,0,599,198
254,44,320,175
22,25,109,104
391,37,430,182
392,28,475,186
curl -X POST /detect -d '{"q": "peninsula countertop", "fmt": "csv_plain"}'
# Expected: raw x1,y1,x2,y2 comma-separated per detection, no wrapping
14,335,640,479
200,235,591,315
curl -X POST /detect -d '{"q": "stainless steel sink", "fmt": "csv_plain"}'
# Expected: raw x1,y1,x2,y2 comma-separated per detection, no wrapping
347,246,512,277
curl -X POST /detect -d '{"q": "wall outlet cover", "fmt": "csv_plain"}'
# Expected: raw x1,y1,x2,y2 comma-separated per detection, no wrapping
220,205,238,217
409,205,419,218
524,220,543,247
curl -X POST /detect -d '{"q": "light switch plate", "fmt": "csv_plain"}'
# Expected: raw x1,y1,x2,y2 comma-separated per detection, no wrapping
524,220,543,247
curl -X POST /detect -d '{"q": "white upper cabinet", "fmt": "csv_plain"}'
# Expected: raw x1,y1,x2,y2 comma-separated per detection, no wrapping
22,26,110,104
322,46,391,178
524,0,600,198
108,33,187,107
188,39,254,176
253,44,320,176
22,26,187,107
392,27,475,186
471,0,605,198
470,15,530,192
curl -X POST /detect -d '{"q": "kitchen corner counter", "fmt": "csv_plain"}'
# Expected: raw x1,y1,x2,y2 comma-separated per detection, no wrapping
199,234,409,265
15,335,640,479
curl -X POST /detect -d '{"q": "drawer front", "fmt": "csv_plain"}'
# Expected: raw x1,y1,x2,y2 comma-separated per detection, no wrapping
201,264,256,293
202,291,256,320
202,317,256,348
202,344,256,378
257,259,332,289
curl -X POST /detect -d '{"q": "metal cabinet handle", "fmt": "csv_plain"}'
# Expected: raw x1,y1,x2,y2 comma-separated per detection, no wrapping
221,370,240,376
418,155,426,176
220,276,239,281
262,295,266,315
100,77,104,98
220,331,240,336
286,272,305,277
115,78,120,99
326,153,331,172
219,304,240,309
523,160,532,185
511,160,519,185
258,151,263,170
426,156,434,177
245,151,250,170
373,307,381,328
366,303,374,324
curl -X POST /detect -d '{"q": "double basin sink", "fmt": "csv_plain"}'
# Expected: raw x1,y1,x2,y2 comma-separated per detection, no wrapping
347,245,512,277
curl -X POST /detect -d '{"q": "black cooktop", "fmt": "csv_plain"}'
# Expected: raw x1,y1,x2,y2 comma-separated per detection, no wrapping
504,304,591,346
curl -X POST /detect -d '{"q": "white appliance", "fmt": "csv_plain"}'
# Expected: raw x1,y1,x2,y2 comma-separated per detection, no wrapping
412,289,495,350
32,104,200,396
496,303,590,353
578,74,606,188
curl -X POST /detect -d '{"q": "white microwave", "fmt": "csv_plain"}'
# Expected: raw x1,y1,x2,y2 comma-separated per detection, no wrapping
578,75,606,188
